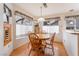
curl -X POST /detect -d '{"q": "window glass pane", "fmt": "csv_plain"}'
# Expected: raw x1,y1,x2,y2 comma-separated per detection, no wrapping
16,24,33,36
15,11,34,39
65,15,79,30
42,26,59,33
42,18,60,33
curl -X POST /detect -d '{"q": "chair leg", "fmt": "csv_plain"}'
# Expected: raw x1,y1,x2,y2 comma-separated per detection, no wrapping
28,49,32,56
27,42,30,48
52,48,54,56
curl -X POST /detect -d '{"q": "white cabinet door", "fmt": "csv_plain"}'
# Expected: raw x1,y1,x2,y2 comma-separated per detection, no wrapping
63,32,78,56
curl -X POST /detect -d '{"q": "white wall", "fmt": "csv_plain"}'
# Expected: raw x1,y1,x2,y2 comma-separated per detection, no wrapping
0,3,4,55
0,3,14,56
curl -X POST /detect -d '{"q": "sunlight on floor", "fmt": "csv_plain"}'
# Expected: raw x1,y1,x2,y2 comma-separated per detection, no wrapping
10,42,67,56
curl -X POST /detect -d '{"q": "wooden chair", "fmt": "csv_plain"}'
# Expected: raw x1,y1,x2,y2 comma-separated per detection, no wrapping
28,33,45,56
45,33,56,56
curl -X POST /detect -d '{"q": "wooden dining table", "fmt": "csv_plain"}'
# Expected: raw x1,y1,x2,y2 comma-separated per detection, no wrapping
36,33,50,40
36,33,51,46
36,33,52,55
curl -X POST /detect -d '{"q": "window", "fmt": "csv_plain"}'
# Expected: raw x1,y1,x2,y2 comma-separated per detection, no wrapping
15,11,34,39
65,15,79,31
65,18,75,30
42,17,60,33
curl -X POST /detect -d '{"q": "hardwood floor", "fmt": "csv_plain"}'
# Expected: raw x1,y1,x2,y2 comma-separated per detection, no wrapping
10,42,68,56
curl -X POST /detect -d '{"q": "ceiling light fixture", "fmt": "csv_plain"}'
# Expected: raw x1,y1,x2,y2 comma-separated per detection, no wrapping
38,6,45,23
43,3,47,8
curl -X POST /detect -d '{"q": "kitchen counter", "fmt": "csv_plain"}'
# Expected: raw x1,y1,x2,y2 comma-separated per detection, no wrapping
66,30,79,34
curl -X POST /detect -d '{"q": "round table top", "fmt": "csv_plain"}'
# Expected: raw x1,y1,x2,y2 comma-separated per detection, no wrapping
36,34,51,40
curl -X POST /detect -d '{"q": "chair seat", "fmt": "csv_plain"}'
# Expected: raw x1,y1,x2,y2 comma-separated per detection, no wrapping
46,40,50,44
46,44,53,49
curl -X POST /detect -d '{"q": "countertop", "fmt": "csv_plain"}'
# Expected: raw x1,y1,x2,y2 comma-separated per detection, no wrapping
66,30,79,34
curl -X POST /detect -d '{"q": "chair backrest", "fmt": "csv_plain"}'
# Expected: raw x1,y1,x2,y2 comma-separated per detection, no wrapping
29,33,42,49
50,33,56,44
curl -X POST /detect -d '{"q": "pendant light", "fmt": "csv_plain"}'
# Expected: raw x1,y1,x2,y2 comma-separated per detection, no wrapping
38,6,45,23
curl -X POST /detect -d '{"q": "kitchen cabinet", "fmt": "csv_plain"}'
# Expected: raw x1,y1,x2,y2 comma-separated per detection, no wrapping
63,31,78,56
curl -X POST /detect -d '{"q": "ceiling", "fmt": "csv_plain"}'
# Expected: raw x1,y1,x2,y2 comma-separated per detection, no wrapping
15,3,79,17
